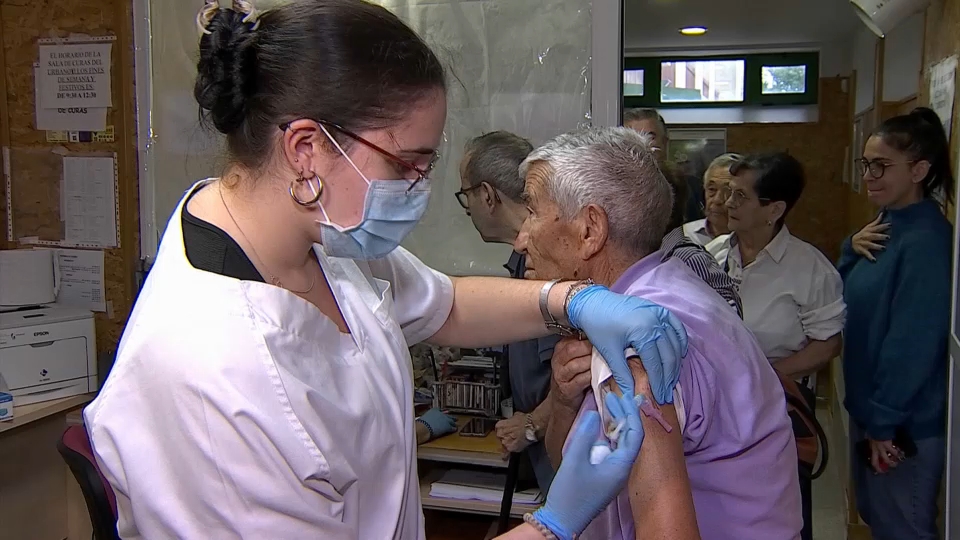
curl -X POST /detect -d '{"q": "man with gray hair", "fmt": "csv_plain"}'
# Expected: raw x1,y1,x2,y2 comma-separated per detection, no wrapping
516,127,801,539
624,107,705,221
457,131,559,494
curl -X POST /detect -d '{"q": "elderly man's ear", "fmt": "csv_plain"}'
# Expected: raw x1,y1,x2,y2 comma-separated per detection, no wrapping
477,182,499,212
575,203,610,260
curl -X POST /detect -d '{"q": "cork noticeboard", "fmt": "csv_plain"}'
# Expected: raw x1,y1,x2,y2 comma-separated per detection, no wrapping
0,0,140,355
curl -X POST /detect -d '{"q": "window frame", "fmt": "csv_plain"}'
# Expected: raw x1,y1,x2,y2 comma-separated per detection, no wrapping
623,51,819,109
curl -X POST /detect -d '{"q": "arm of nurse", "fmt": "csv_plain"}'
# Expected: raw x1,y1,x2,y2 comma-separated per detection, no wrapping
625,359,701,539
427,276,573,347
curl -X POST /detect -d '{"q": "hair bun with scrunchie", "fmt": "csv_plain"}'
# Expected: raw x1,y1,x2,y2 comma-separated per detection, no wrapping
194,0,262,135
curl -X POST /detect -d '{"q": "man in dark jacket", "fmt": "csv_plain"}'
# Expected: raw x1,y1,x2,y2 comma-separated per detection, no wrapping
457,131,558,493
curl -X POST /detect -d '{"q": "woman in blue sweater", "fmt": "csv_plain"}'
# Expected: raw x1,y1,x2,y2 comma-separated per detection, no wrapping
839,107,954,540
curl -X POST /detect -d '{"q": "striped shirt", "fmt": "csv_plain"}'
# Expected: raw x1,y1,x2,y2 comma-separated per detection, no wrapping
660,226,743,318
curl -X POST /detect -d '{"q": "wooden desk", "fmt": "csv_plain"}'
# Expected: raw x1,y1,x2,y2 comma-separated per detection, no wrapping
0,394,96,540
418,416,539,519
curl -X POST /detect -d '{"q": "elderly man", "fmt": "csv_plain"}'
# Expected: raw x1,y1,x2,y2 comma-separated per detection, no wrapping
457,131,558,493
624,108,704,221
515,128,801,540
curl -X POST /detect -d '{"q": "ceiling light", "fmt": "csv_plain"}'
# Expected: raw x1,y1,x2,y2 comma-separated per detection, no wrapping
680,26,707,36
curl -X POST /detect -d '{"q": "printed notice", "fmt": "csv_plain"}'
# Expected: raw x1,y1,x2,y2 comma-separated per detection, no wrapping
39,43,113,109
33,66,107,131
62,156,117,247
929,55,957,138
55,248,106,312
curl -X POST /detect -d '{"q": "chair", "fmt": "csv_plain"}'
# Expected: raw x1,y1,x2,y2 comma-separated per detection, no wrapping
58,425,120,540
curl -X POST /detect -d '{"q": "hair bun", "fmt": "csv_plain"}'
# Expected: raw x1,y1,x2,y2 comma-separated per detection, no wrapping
194,7,260,135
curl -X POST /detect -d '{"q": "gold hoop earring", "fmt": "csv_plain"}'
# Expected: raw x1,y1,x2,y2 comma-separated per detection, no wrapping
289,171,323,206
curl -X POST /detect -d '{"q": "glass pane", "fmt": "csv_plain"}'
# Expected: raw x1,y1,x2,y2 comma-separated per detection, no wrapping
623,69,644,96
762,65,807,94
660,60,744,103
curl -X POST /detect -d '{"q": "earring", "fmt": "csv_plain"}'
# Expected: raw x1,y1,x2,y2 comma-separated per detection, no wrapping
766,220,773,226
289,170,323,206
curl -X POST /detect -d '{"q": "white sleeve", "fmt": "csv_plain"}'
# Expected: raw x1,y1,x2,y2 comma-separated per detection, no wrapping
84,323,353,539
367,246,454,344
798,251,847,341
705,234,731,268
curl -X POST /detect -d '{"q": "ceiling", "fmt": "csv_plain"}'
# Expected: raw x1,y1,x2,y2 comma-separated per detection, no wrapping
623,0,861,53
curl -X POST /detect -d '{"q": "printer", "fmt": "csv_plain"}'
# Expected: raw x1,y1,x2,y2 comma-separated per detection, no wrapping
0,305,98,406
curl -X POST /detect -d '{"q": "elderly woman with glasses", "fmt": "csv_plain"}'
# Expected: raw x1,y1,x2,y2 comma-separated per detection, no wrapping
706,152,847,540
683,153,742,246
517,128,801,540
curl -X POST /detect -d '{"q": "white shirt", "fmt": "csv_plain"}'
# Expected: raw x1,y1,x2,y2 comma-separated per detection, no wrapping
682,218,714,247
710,227,846,384
84,181,454,539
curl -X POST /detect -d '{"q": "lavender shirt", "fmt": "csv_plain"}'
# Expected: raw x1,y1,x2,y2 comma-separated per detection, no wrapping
568,253,802,540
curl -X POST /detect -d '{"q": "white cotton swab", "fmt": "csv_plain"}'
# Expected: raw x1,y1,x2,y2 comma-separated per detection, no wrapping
590,444,613,465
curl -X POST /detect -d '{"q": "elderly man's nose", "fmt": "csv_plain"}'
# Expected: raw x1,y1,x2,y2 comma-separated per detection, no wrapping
514,223,530,254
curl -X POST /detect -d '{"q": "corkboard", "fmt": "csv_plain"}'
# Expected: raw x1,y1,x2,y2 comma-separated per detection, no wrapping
678,77,851,261
1,0,140,354
922,0,960,225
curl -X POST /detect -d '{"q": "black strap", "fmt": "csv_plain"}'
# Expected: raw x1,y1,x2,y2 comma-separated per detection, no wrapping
784,392,830,479
498,453,522,534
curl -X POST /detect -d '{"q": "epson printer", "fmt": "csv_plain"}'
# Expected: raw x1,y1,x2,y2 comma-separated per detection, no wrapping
0,305,98,405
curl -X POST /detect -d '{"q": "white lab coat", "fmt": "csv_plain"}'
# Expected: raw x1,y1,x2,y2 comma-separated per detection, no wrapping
84,181,454,539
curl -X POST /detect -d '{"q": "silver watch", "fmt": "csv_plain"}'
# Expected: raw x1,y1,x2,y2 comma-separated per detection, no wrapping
524,414,538,442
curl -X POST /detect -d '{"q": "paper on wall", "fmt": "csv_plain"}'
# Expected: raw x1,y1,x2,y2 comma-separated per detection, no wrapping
38,43,113,109
929,55,958,139
62,156,117,247
53,248,106,312
34,66,107,131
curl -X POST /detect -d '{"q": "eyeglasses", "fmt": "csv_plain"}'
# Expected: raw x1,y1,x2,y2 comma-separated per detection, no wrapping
856,158,917,180
726,188,770,209
454,183,500,209
279,119,441,189
454,184,481,209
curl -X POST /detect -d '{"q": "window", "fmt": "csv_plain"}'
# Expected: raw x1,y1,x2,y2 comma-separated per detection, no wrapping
623,52,818,109
661,60,745,103
623,69,644,97
762,65,807,94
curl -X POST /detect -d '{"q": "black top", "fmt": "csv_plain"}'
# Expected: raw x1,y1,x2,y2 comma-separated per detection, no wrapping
180,187,264,282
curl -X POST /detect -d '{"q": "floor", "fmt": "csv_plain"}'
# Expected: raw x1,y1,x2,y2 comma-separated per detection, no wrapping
811,411,849,540
425,411,851,540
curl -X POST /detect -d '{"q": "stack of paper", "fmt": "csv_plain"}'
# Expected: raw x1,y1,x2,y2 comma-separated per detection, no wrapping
428,469,543,505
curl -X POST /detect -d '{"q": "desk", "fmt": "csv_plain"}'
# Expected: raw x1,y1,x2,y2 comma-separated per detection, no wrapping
418,416,539,519
0,394,95,540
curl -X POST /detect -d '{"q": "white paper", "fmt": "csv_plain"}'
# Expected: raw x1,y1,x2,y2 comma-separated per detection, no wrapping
39,43,113,109
53,248,106,312
62,156,117,247
929,55,958,138
34,66,107,131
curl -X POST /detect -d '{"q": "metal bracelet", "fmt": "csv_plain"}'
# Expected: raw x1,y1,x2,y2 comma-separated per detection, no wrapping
538,279,560,327
561,278,597,322
523,513,559,540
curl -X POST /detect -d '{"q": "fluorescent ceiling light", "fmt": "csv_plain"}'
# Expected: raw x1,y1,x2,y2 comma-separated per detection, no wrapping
679,26,707,36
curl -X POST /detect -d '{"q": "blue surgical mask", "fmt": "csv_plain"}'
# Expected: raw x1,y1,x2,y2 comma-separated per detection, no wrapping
318,180,430,259
316,125,432,260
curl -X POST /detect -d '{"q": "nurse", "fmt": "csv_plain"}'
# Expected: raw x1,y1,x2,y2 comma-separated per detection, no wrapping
83,1,687,539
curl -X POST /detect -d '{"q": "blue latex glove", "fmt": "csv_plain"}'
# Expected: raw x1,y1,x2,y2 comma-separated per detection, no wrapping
567,285,688,403
533,392,645,540
417,408,457,439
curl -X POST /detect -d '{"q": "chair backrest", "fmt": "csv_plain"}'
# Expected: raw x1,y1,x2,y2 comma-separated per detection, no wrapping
58,425,120,540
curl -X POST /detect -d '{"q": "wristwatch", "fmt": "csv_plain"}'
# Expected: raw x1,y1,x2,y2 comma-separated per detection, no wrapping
538,279,594,337
524,413,538,442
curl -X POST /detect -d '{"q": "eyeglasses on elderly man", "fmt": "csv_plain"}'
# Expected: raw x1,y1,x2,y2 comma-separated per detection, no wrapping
515,127,803,540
